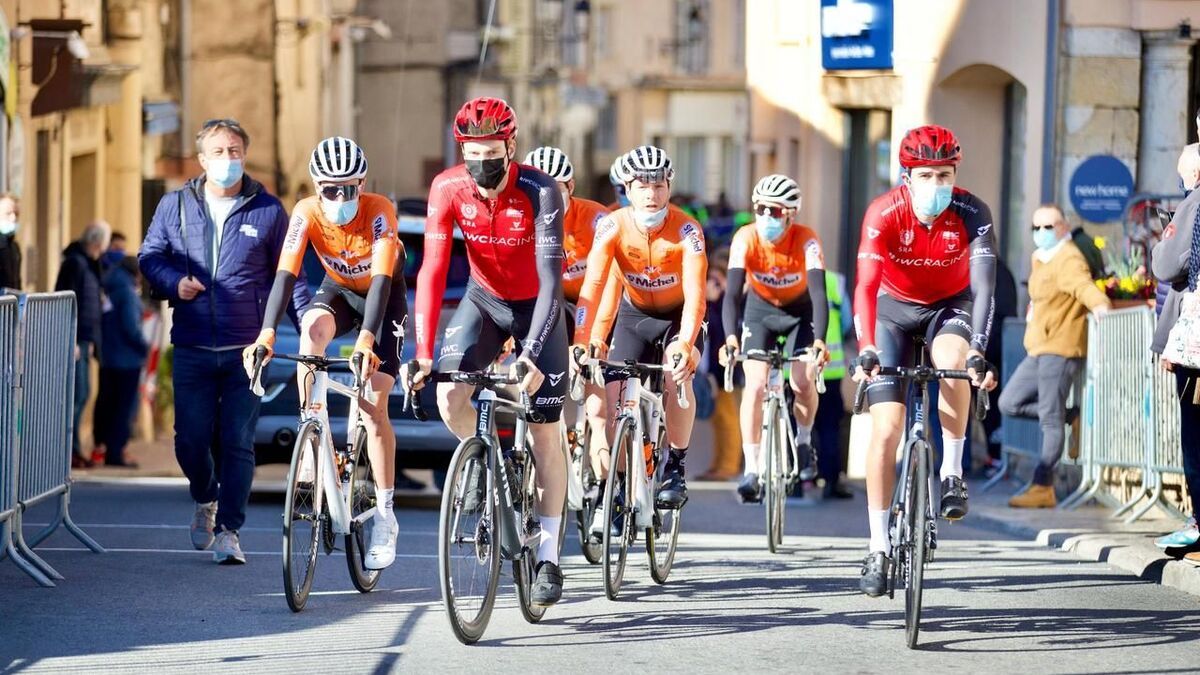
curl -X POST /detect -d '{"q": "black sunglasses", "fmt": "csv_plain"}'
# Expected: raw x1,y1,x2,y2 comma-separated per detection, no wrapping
319,184,360,200
1031,224,1055,232
754,204,785,218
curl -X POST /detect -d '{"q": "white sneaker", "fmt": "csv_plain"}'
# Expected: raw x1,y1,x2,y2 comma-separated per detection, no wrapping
190,501,217,550
212,529,246,565
589,505,607,539
364,516,398,570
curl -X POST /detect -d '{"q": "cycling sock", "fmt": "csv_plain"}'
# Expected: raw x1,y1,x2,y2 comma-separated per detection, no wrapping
795,423,813,447
376,487,396,523
742,443,761,475
537,515,561,564
940,435,966,481
868,509,890,553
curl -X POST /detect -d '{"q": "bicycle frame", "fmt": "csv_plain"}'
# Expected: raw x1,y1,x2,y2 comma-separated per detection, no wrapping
890,375,938,555
465,388,534,561
613,373,666,530
299,369,375,537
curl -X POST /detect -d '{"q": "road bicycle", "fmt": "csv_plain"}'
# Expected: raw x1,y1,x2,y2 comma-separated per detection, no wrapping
586,355,689,599
724,346,824,553
566,367,603,565
250,350,380,613
852,340,988,648
408,362,567,644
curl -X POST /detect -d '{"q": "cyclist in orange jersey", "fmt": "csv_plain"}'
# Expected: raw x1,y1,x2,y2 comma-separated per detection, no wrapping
243,137,406,570
719,174,829,504
572,145,707,514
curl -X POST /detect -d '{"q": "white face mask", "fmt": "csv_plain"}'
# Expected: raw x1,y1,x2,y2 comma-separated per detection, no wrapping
321,197,360,225
0,219,15,236
633,206,668,229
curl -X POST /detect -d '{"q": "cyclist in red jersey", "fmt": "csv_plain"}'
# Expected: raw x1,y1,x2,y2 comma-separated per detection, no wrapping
852,125,998,597
402,97,568,606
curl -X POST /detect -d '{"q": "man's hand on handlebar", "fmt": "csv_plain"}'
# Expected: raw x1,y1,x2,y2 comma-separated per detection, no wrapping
351,333,380,383
513,354,543,395
664,339,696,386
242,331,275,381
401,358,433,392
718,335,739,368
966,350,997,391
853,347,880,383
811,339,830,366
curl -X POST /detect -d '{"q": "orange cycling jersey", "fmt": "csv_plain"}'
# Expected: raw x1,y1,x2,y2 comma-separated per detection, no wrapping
278,193,401,294
574,204,708,348
562,196,610,303
728,223,825,306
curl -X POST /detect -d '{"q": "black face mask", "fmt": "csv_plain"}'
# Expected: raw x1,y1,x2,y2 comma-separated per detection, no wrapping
466,157,508,189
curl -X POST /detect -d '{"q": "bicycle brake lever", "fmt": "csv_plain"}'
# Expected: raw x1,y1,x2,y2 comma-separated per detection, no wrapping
852,379,868,415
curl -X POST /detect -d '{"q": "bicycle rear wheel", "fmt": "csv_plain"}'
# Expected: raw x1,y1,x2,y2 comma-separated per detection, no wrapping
904,440,930,649
574,426,604,565
515,439,565,624
763,398,785,554
603,417,636,600
439,438,501,644
647,425,680,584
282,421,322,613
345,426,381,592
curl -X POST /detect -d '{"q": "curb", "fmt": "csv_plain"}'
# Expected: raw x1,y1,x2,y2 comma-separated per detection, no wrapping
968,507,1200,599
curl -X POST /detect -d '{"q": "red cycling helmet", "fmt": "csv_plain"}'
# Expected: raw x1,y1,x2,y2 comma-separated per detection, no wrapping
452,97,518,142
898,125,962,168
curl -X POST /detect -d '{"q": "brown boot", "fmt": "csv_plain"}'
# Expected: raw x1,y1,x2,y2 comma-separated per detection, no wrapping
1008,484,1057,508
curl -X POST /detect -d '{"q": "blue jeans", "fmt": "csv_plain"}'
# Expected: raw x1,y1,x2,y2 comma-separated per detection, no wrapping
1177,367,1200,516
72,340,92,459
172,346,260,532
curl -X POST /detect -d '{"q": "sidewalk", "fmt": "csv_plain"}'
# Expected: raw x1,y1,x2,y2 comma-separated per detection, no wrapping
966,477,1200,598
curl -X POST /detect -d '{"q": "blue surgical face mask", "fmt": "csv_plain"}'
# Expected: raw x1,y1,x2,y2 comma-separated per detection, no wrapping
633,205,668,229
322,196,360,225
908,182,953,220
755,214,786,242
206,158,244,189
1033,227,1060,251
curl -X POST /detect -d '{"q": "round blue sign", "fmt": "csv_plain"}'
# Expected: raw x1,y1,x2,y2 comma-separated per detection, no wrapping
1069,155,1134,223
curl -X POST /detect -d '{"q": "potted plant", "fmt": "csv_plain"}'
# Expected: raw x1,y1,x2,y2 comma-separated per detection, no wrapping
1093,237,1155,308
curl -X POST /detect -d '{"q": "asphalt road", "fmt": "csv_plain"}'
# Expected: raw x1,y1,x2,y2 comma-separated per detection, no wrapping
3,480,1199,674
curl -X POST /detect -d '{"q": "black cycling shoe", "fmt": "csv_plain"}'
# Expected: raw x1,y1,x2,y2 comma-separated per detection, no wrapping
859,551,890,597
797,443,819,481
656,468,689,509
530,560,563,607
939,476,969,520
459,458,486,514
737,473,763,504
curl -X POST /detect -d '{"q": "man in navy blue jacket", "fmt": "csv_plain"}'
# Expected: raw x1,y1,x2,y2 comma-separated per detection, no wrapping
140,119,310,564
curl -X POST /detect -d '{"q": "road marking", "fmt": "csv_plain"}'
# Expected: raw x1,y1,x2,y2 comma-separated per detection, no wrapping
23,522,441,535
34,546,440,559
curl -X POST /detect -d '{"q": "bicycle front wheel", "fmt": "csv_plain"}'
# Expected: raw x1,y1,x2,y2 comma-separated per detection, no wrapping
345,426,381,593
603,417,636,600
282,421,322,613
764,398,786,554
904,440,930,649
438,437,501,645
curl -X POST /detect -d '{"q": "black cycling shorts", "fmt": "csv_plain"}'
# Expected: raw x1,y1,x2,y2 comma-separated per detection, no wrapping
308,274,408,379
605,299,707,384
740,292,814,356
865,290,972,406
437,281,569,423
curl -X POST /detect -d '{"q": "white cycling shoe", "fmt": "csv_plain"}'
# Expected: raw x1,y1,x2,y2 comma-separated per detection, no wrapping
364,516,398,570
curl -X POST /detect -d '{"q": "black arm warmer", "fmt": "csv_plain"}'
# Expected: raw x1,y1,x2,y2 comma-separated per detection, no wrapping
722,267,747,342
360,274,395,339
262,270,297,333
807,268,829,343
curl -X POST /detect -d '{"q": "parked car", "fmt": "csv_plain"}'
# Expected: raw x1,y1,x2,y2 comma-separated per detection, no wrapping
253,214,472,472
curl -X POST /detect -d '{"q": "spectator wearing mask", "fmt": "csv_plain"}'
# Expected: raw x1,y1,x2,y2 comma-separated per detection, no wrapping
56,221,112,468
999,205,1110,508
0,194,20,291
1151,143,1200,552
94,256,149,467
139,118,310,564
103,231,128,269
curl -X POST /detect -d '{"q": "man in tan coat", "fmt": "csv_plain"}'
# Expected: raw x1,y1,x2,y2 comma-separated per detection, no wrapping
999,204,1110,507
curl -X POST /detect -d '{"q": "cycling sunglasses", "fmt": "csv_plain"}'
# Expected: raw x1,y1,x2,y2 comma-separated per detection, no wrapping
754,204,786,218
318,184,360,200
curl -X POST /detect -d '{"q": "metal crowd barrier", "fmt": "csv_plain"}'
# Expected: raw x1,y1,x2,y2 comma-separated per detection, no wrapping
1058,306,1186,522
0,291,103,587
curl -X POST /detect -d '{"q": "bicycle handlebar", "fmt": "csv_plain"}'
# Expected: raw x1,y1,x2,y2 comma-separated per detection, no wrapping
722,346,827,394
851,365,990,421
587,356,689,409
401,359,543,423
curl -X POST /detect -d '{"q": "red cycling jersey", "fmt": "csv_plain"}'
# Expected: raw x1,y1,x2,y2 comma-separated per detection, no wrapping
853,184,997,351
415,163,564,361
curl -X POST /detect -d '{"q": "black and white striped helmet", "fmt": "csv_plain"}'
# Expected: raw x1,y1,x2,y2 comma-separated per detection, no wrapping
619,145,674,184
524,146,574,183
309,136,368,182
752,174,801,209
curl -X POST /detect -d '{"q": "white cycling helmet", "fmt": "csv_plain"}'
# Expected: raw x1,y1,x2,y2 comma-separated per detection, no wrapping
619,145,675,185
524,146,574,183
309,136,368,182
752,174,801,209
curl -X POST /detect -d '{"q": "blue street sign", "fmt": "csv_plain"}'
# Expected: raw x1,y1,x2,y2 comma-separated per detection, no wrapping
821,0,893,70
1069,155,1134,223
